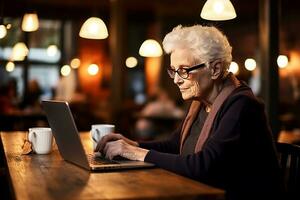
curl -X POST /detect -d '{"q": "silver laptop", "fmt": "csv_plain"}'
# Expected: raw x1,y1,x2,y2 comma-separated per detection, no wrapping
42,100,154,171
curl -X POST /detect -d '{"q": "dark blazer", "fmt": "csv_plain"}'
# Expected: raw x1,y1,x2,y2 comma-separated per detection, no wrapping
139,84,284,200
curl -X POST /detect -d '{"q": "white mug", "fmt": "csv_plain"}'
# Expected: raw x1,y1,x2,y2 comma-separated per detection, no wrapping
90,124,115,150
28,127,53,154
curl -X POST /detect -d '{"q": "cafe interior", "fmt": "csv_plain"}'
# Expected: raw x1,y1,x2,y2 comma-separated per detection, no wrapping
1,0,300,199
1,0,300,138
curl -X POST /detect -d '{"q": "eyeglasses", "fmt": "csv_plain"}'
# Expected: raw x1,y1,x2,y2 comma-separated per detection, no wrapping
167,63,206,79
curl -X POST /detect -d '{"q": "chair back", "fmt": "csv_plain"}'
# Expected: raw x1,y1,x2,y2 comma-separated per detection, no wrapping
276,142,300,197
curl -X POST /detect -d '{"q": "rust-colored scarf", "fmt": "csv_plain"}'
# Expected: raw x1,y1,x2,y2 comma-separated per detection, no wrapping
180,74,241,154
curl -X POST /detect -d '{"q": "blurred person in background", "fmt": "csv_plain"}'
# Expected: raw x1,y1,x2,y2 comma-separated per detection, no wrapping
55,70,77,102
0,85,13,114
95,25,284,200
0,78,20,114
20,79,42,113
135,89,184,139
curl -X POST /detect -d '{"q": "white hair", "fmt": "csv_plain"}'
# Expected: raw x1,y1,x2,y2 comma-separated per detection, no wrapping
162,25,232,70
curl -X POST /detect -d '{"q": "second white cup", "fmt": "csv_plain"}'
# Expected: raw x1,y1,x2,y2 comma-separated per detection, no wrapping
90,124,115,150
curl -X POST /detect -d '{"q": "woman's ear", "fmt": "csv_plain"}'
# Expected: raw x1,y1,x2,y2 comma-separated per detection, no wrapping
210,60,223,80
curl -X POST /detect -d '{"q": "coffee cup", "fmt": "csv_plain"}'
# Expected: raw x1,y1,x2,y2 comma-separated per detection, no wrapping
90,124,115,150
28,127,53,154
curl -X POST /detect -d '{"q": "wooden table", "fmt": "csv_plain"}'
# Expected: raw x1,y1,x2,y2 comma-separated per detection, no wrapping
0,132,224,200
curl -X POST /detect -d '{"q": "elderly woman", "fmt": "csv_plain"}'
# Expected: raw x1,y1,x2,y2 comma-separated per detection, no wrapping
96,25,284,199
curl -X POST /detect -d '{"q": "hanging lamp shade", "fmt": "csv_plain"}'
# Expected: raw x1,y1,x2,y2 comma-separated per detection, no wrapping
0,24,7,39
11,42,29,61
139,39,163,57
22,13,39,32
200,0,236,21
79,17,108,39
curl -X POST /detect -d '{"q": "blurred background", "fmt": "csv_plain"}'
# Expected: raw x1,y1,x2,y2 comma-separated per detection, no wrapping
1,0,300,141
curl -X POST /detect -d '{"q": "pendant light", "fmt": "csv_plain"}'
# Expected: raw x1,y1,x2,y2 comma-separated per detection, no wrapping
139,39,163,57
0,24,7,39
10,42,29,61
21,12,39,32
79,17,108,39
200,0,237,21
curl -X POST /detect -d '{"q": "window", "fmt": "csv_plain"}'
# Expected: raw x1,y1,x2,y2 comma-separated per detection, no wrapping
0,18,63,101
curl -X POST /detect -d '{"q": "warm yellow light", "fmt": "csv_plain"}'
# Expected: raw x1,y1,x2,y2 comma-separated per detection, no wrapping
88,64,99,75
11,42,29,61
5,62,15,72
244,58,256,71
61,65,71,76
139,39,163,57
201,0,237,21
47,45,58,57
70,58,81,69
228,61,239,74
277,55,289,68
6,24,12,30
21,13,39,32
213,1,224,14
125,57,138,68
0,25,7,39
79,17,108,39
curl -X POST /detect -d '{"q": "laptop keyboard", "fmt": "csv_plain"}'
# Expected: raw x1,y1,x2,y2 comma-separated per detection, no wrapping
87,154,119,165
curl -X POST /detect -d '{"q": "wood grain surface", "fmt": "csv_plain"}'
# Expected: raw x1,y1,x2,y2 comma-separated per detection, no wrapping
0,132,224,200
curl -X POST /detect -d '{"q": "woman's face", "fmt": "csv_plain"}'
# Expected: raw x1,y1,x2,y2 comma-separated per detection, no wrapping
170,49,213,100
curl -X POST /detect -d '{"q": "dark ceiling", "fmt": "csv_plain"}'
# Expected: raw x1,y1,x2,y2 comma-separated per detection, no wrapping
2,0,300,23
2,0,259,21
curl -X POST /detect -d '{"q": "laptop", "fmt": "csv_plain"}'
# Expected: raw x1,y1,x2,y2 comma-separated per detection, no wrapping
42,100,154,171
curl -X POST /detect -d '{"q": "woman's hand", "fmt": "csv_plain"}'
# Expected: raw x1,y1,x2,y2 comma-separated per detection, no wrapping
102,139,149,161
95,133,138,152
94,133,148,161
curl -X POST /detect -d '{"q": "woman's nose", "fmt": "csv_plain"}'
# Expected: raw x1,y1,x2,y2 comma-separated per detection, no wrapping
173,73,183,85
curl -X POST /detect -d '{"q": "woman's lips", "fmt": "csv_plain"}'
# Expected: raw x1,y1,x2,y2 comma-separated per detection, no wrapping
180,88,187,92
